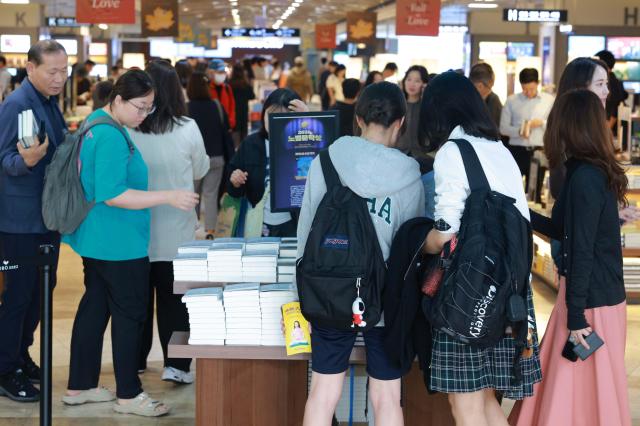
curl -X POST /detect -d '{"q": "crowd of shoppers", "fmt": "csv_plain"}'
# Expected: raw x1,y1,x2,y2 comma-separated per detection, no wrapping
0,39,633,424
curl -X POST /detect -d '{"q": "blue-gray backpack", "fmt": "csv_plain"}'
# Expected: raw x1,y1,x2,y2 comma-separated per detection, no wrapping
296,150,386,331
427,139,533,381
42,116,134,234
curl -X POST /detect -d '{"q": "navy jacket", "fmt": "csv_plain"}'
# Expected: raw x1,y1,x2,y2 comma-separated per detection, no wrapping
0,78,66,234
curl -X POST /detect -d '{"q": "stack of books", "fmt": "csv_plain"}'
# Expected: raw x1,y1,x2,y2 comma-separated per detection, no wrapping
279,240,298,259
277,258,296,283
207,242,245,282
242,243,279,283
173,252,209,282
223,283,262,345
246,237,281,252
259,283,297,346
177,240,213,255
182,287,226,345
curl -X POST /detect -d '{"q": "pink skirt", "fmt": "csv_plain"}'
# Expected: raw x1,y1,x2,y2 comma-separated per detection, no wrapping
508,278,631,426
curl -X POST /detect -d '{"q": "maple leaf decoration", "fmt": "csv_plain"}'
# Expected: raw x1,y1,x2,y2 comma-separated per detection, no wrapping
349,19,374,40
146,7,175,31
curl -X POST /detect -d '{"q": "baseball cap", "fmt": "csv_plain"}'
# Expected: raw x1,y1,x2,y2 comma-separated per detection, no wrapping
208,59,226,72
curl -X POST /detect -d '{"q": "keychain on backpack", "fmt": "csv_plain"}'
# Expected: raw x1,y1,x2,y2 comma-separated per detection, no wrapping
351,278,367,328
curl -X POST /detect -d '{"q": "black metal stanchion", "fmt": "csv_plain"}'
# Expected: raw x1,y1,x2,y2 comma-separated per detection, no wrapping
39,244,54,426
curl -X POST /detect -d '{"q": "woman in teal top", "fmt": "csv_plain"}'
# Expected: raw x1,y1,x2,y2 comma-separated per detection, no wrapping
62,70,199,418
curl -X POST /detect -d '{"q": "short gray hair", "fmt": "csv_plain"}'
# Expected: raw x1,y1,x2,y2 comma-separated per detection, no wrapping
27,40,67,66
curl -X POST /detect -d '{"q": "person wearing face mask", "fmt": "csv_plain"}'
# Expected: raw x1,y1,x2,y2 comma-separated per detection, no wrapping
62,70,199,417
0,40,68,403
226,89,308,237
397,65,429,160
500,68,554,190
286,56,314,103
297,81,424,426
207,59,236,130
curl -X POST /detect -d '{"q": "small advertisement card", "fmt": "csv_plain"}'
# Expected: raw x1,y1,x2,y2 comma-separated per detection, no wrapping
282,302,311,356
268,111,340,212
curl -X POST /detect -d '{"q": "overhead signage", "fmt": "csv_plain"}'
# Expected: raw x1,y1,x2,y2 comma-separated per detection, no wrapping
396,0,441,36
76,0,136,24
503,8,568,23
315,24,337,49
142,0,179,37
0,4,41,28
221,27,300,38
46,17,79,27
346,11,377,44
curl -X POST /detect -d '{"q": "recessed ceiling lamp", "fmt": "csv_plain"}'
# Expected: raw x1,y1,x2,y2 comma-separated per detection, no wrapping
467,2,498,8
98,23,109,30
0,0,29,3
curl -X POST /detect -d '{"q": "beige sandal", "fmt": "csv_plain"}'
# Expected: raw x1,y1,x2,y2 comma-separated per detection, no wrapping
62,386,115,405
113,392,170,417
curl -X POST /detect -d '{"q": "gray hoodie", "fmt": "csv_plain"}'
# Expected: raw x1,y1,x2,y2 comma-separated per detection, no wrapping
297,136,425,261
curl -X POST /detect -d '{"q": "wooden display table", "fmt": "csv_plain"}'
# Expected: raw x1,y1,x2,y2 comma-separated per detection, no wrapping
168,331,454,426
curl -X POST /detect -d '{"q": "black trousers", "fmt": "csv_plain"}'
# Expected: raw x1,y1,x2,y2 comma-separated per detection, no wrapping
68,257,149,399
508,145,533,189
0,232,60,375
139,262,191,372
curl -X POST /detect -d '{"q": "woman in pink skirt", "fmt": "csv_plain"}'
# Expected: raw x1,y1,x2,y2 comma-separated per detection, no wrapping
510,89,631,426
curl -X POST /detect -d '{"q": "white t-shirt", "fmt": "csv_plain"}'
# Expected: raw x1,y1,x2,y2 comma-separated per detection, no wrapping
325,74,344,103
434,126,530,234
129,118,210,261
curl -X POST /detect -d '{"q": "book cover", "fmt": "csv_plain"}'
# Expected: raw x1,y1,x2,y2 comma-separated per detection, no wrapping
282,302,311,355
224,282,260,292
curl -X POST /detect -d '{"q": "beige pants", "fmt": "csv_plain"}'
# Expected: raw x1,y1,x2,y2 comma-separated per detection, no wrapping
194,156,225,231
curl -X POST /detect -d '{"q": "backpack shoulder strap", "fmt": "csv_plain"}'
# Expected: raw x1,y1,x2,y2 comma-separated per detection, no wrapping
80,115,135,153
449,138,490,192
319,149,341,189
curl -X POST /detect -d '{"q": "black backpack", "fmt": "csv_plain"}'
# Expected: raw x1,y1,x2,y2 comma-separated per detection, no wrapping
428,139,533,378
42,116,134,235
296,150,386,331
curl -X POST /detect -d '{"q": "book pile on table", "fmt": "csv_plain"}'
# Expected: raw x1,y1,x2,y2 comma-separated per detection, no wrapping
182,287,226,345
223,283,262,345
173,252,209,282
259,283,298,346
242,238,279,283
624,258,640,291
207,241,244,282
278,238,298,283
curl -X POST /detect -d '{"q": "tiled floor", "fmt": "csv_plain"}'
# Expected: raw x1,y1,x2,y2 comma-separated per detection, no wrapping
0,244,639,425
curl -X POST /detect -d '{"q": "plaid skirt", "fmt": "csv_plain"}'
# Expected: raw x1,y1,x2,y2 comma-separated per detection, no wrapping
429,284,542,400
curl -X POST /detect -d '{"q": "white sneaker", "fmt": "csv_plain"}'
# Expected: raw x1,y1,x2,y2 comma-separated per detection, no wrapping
161,367,194,384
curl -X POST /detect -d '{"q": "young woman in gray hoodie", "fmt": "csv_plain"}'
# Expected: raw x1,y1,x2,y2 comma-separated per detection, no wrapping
297,82,425,426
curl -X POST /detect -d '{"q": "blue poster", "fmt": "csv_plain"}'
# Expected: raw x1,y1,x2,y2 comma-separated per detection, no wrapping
269,112,340,212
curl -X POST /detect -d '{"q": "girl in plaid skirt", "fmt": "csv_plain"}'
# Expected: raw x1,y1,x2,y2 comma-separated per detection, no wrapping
418,71,542,425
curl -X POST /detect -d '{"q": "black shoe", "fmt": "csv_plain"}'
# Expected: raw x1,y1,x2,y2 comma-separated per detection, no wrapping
0,369,40,402
21,353,40,384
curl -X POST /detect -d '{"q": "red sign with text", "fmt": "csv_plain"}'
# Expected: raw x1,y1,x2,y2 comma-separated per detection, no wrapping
76,0,136,24
315,24,337,49
396,0,441,36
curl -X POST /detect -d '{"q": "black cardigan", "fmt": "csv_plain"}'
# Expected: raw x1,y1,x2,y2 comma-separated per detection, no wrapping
531,158,626,330
188,99,226,158
383,217,435,391
226,132,268,207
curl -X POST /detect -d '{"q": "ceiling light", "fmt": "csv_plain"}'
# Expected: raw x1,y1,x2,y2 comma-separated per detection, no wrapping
292,3,300,7
183,7,189,11
232,8,238,13
98,23,109,30
467,2,498,8
295,0,303,3
0,0,30,3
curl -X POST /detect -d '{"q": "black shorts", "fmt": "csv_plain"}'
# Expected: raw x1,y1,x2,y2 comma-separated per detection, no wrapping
310,323,402,381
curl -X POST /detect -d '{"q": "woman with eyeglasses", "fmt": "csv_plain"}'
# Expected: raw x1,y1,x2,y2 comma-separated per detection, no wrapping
63,70,199,417
128,61,210,385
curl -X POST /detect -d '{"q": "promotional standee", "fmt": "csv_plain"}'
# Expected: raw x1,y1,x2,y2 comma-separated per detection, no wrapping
268,111,340,212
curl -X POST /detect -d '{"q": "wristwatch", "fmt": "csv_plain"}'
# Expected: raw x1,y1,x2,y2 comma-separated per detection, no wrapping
434,218,451,232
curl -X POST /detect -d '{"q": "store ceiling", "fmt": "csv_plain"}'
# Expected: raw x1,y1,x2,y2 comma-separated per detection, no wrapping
36,0,546,34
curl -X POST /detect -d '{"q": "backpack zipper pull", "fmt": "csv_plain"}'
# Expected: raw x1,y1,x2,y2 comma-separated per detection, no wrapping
352,278,366,328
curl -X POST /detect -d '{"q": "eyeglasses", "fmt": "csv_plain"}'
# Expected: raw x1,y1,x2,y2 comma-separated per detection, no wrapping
126,100,156,116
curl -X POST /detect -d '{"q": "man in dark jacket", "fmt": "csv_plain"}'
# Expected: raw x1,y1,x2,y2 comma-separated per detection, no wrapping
0,40,67,402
